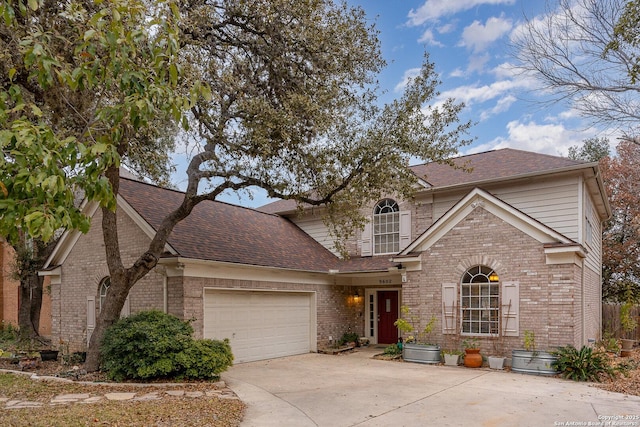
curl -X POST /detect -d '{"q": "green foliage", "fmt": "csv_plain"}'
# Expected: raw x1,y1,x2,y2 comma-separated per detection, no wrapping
462,338,479,350
394,306,437,344
551,345,614,382
175,339,233,380
383,344,402,356
339,331,360,346
100,311,232,381
597,333,621,354
523,330,536,352
0,322,19,344
567,137,610,163
609,0,640,83
620,301,638,334
0,0,195,245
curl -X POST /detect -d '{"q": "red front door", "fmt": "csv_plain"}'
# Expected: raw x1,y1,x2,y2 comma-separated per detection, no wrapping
377,291,399,344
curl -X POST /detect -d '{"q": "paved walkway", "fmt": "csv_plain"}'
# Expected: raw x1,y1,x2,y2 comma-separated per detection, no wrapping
223,347,640,427
0,370,239,410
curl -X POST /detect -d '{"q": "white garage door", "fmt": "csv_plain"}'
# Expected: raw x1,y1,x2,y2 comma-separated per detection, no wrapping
204,290,313,363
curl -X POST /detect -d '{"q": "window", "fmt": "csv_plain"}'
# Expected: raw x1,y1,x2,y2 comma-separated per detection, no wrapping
461,266,499,335
99,277,110,312
373,199,399,254
585,217,593,246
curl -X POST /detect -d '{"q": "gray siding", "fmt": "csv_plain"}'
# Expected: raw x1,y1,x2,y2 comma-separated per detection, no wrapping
433,176,580,241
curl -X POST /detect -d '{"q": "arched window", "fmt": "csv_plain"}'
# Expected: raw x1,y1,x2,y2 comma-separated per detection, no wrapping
461,266,499,335
373,199,399,254
99,277,110,312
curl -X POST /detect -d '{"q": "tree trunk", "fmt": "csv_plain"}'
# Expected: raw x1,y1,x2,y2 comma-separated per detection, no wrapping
18,272,41,339
84,271,132,371
83,165,197,372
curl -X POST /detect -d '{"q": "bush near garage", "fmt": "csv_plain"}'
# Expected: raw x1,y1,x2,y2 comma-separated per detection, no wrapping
100,310,233,381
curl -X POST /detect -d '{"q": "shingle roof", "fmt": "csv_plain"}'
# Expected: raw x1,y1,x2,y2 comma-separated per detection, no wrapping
259,148,585,213
410,148,583,188
118,178,395,273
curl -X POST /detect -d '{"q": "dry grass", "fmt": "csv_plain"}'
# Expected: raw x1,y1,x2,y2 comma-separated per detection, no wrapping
595,348,640,396
0,367,244,426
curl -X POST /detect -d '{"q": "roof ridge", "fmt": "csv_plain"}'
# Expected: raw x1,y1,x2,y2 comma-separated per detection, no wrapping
409,147,580,169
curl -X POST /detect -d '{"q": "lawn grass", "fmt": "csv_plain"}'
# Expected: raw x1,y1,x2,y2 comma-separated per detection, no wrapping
0,373,245,426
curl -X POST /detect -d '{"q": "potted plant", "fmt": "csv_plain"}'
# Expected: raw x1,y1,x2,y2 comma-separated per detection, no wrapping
619,301,637,356
487,336,506,370
511,330,559,375
442,349,463,366
395,306,441,364
462,338,483,368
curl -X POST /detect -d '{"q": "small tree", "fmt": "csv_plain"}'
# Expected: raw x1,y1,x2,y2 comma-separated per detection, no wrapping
394,305,437,345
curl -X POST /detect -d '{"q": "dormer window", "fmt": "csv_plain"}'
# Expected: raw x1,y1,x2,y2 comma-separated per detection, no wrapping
374,199,400,254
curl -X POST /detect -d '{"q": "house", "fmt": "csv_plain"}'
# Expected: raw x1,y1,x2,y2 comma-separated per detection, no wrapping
0,238,52,335
41,148,610,362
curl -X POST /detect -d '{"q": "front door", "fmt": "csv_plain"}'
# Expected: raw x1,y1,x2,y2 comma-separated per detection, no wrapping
377,290,399,344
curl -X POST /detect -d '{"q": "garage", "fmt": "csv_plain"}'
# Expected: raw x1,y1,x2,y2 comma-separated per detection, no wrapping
203,289,315,363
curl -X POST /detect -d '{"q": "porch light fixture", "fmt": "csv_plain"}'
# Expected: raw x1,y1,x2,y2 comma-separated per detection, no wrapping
352,290,361,303
489,272,499,282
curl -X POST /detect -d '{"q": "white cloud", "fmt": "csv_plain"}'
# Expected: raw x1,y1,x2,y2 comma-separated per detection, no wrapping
408,0,515,26
418,28,444,46
459,16,512,53
467,120,594,156
479,94,516,120
437,22,457,34
394,67,422,93
435,78,529,108
450,68,465,78
466,53,490,74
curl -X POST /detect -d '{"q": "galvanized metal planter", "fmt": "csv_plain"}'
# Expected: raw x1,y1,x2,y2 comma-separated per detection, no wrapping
403,343,442,364
511,350,559,375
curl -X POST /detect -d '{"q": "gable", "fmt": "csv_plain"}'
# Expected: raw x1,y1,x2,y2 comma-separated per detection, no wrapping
402,187,575,255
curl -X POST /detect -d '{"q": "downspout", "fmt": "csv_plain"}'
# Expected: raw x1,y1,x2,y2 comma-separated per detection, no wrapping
163,275,168,314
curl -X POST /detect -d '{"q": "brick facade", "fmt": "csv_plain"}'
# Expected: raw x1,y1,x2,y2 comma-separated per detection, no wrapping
51,208,166,352
404,206,583,355
1,239,51,336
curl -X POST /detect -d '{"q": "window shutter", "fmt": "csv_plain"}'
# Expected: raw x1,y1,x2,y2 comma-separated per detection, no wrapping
361,215,372,256
442,283,457,334
501,282,519,337
86,296,96,345
121,296,130,317
399,210,411,250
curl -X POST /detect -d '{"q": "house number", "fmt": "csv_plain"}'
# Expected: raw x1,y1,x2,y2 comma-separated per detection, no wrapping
378,279,392,285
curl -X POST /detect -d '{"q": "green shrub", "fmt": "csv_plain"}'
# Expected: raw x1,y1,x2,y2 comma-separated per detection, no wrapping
383,344,401,355
0,322,19,344
100,310,233,381
551,345,614,382
177,339,234,380
339,331,359,345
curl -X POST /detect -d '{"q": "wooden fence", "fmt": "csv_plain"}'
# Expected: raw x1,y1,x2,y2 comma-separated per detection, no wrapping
602,303,640,340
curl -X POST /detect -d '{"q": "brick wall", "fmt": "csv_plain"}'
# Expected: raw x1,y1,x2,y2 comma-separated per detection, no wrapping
0,240,19,327
52,207,165,352
404,206,583,356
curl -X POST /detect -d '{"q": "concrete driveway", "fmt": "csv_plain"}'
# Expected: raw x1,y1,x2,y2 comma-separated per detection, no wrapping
223,347,640,427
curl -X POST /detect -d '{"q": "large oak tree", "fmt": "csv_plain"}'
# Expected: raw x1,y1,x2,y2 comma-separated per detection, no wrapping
1,0,472,371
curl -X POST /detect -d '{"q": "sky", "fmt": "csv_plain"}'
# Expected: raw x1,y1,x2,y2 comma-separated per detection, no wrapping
176,0,619,208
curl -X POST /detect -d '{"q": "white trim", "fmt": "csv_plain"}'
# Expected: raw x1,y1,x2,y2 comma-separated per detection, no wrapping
544,245,586,265
364,287,400,345
43,201,100,268
158,257,334,285
402,188,574,254
38,266,61,285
